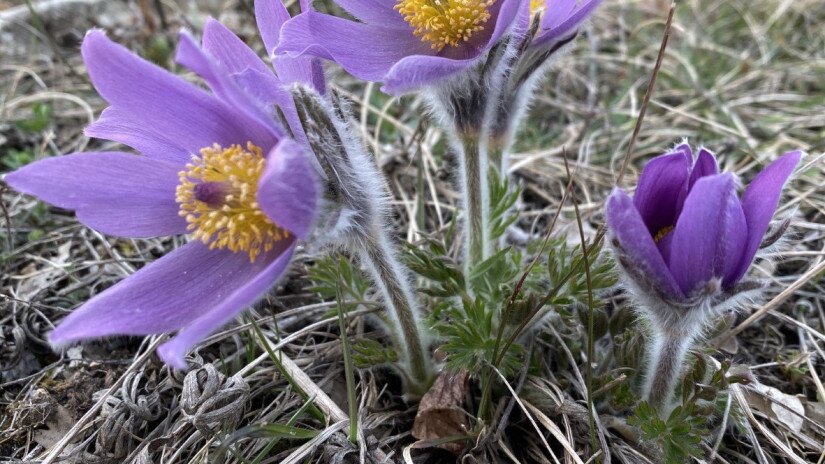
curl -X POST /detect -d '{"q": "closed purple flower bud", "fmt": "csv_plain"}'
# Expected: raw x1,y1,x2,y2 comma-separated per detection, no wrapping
607,143,801,301
606,143,802,413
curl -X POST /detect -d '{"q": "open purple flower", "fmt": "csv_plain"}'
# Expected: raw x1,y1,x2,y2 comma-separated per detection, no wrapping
274,0,523,94
607,144,801,301
4,29,319,369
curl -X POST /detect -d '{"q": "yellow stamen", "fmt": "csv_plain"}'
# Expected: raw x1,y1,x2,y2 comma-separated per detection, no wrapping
653,225,674,243
395,0,494,51
175,143,286,262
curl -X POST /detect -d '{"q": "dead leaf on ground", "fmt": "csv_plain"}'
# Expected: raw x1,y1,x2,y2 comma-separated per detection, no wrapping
412,369,470,455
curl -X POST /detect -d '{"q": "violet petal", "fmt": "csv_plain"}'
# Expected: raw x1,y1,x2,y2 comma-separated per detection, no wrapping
606,188,683,299
334,0,410,28
632,149,691,235
175,32,282,150
533,0,603,48
276,11,430,82
85,107,189,163
81,30,271,160
157,240,296,368
730,150,802,282
202,18,270,75
688,148,719,189
4,152,185,238
257,140,319,239
254,0,326,92
48,240,293,366
668,173,736,295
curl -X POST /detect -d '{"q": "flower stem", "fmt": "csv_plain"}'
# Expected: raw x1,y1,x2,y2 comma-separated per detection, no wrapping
458,133,489,270
358,229,432,394
643,331,694,413
334,255,359,442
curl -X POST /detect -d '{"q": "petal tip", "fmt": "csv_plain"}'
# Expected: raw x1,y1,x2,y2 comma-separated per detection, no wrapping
157,341,189,370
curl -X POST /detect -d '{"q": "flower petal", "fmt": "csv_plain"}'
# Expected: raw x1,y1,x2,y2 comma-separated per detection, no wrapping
48,239,294,368
668,173,736,295
4,152,185,237
255,0,289,54
722,196,747,287
333,0,410,29
606,188,683,299
486,0,525,52
383,54,479,94
533,0,603,48
729,150,802,282
632,148,691,235
257,140,319,239
276,11,431,82
175,32,282,150
254,0,327,92
202,18,270,75
157,240,296,368
81,30,271,160
85,107,189,163
688,148,719,189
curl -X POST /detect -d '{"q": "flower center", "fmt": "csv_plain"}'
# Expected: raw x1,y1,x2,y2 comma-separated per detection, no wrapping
653,225,674,243
176,143,286,262
395,0,494,51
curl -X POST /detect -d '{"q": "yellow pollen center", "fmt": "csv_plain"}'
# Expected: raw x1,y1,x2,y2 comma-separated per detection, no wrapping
653,225,674,243
175,142,286,262
395,0,494,51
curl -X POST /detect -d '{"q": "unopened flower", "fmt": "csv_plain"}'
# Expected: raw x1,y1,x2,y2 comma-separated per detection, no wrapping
605,143,802,412
274,0,523,94
607,144,801,303
4,29,319,369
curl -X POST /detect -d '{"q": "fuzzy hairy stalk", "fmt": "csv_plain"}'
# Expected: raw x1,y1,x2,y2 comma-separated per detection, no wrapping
642,329,694,412
357,230,432,393
426,39,517,270
457,132,490,268
292,86,433,393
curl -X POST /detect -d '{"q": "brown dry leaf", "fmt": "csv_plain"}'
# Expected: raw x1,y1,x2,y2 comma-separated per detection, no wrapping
745,384,805,433
412,369,470,455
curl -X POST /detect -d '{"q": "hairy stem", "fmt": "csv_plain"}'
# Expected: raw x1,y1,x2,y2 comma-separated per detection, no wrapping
643,331,694,413
458,133,490,270
358,230,432,393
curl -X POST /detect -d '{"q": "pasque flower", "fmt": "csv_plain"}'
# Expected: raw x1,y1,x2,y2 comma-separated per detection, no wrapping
4,28,319,369
274,0,523,94
605,143,801,412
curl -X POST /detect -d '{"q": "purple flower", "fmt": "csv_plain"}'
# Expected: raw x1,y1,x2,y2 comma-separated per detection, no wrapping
3,29,319,369
274,0,524,94
606,144,801,301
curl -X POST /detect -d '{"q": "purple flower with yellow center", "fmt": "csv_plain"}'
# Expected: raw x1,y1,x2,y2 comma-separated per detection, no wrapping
274,0,523,94
3,28,319,369
605,143,802,412
607,144,801,301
